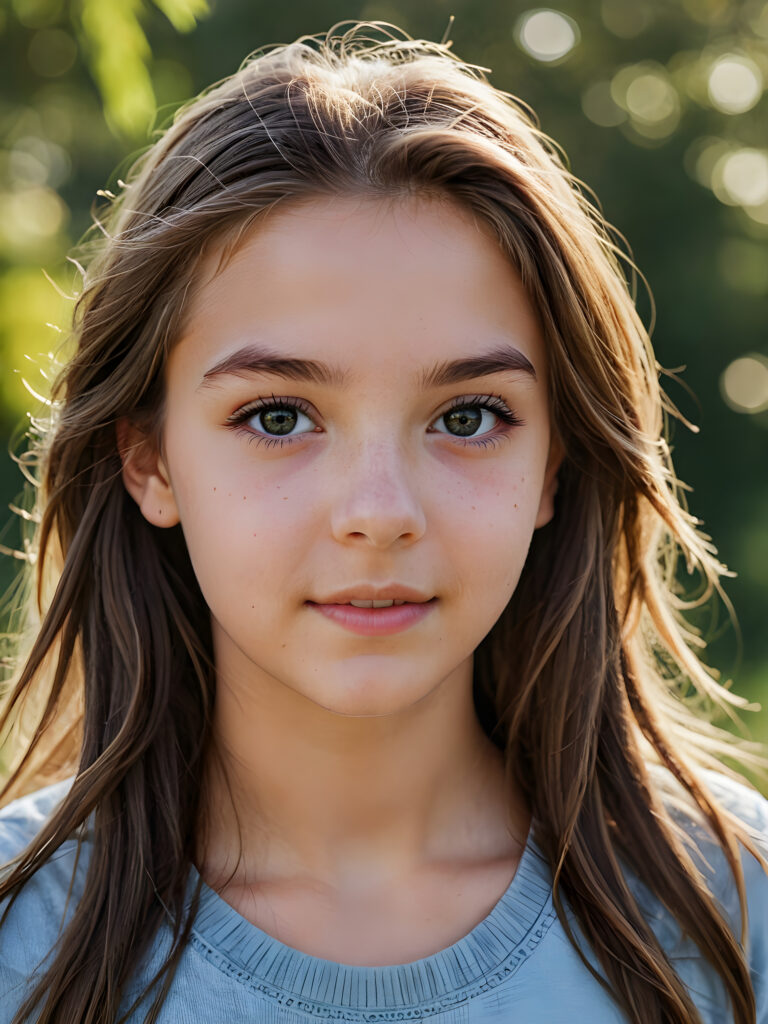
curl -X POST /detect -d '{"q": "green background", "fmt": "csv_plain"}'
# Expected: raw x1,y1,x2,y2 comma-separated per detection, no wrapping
1,0,766,757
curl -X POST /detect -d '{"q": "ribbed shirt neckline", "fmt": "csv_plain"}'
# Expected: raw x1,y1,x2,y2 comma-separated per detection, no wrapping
184,825,556,1018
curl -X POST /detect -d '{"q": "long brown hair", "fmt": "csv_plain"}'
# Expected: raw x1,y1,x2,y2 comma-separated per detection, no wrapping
0,21,765,1024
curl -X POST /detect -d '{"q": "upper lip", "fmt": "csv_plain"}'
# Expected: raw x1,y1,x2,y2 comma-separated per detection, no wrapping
310,585,434,604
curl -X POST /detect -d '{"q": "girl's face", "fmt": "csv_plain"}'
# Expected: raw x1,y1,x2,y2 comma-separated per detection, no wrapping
127,194,560,717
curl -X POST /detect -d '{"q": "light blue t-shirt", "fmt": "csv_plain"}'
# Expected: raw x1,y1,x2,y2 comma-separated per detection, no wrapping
0,768,766,1023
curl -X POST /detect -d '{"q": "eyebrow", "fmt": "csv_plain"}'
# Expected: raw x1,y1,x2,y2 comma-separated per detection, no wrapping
198,342,537,390
420,346,537,389
199,345,346,389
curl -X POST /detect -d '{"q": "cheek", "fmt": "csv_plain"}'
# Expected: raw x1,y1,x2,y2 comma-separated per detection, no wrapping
434,448,543,526
458,512,535,601
165,438,315,610
178,482,309,579
434,462,543,603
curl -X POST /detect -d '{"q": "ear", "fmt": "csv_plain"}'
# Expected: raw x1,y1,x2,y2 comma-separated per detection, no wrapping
534,431,564,529
116,417,180,528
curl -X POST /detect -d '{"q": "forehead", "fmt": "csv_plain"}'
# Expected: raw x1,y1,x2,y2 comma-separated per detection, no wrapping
172,193,547,386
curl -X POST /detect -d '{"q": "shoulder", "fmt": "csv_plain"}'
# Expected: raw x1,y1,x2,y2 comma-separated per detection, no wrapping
702,767,768,836
644,763,768,914
642,764,768,1020
0,776,90,996
0,776,76,866
649,763,768,876
662,765,768,837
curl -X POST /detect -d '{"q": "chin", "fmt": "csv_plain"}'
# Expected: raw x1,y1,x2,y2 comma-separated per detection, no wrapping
298,672,436,719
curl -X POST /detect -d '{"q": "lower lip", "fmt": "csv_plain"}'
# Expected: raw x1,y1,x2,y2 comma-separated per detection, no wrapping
306,600,436,636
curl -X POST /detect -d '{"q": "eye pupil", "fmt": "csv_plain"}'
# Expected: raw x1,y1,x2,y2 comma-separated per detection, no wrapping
261,407,297,435
444,407,482,436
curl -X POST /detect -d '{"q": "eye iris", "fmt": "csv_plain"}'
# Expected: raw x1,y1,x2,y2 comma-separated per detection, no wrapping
260,407,297,435
444,407,482,436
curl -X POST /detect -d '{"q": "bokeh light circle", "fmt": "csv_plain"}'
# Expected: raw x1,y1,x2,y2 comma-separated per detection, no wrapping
713,148,768,207
707,55,763,114
625,72,679,123
721,354,768,414
27,28,77,78
516,9,580,63
610,63,680,138
581,80,627,126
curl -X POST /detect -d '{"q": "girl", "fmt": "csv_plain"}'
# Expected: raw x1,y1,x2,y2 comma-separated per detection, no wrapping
0,20,766,1024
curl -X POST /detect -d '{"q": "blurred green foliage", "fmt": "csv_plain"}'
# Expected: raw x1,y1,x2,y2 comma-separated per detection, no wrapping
0,0,766,752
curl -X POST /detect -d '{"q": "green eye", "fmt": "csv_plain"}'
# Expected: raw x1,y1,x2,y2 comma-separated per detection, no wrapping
259,407,300,435
431,395,523,444
433,403,504,438
441,407,484,436
227,396,317,443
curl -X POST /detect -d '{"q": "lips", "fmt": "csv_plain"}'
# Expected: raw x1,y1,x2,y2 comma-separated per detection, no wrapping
309,589,438,634
310,584,433,605
345,598,407,607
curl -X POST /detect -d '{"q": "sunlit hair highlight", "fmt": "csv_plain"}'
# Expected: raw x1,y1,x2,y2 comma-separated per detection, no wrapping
0,20,765,1024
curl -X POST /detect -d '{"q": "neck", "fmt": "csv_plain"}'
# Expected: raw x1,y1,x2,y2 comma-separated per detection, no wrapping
197,656,528,889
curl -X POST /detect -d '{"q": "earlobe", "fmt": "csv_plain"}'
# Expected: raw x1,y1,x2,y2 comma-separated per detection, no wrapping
116,418,180,528
534,433,564,529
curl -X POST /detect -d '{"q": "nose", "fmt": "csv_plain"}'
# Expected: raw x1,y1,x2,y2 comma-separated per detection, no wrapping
329,440,427,549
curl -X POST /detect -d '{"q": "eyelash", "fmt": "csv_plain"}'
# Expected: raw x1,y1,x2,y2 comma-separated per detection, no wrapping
437,394,523,448
225,393,523,449
226,395,316,449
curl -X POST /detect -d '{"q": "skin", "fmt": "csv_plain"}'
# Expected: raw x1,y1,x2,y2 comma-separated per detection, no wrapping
120,193,562,964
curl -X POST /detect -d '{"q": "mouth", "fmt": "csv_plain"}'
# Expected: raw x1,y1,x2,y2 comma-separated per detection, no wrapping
312,598,421,608
309,585,434,605
305,598,436,636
